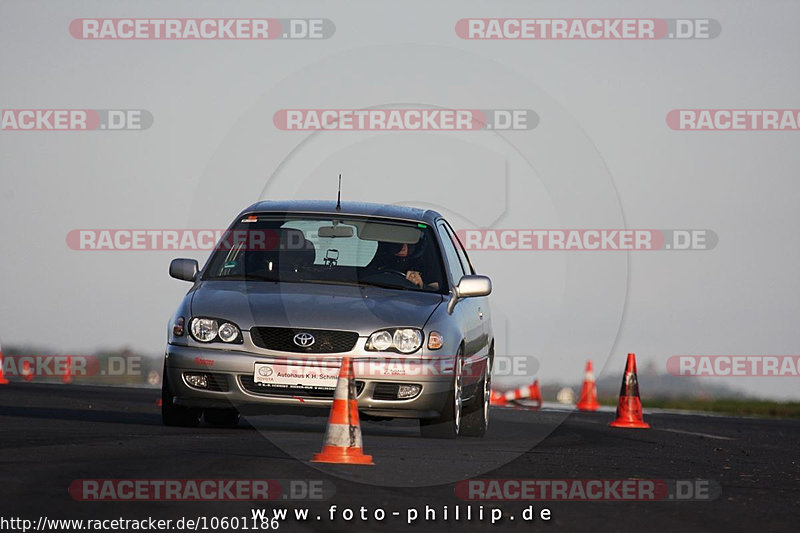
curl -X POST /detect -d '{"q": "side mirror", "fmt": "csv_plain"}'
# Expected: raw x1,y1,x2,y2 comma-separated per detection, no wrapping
448,275,491,313
169,258,199,282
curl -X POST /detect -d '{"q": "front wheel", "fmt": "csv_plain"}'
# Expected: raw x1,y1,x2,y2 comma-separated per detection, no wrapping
420,349,463,439
460,358,490,437
161,364,202,427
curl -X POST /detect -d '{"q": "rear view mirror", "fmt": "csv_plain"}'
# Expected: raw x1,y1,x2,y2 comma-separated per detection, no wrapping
318,225,355,238
169,258,199,282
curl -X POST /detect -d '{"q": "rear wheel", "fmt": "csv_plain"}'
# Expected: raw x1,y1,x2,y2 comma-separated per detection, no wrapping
460,358,490,437
204,408,240,427
420,348,463,439
161,364,202,427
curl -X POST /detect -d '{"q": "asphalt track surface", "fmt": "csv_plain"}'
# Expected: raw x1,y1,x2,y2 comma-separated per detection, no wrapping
1,383,798,532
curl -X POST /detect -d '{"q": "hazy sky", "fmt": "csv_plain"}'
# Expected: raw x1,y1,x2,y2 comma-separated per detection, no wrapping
1,1,798,399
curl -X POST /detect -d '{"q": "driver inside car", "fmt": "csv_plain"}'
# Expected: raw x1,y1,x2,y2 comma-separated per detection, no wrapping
371,239,440,290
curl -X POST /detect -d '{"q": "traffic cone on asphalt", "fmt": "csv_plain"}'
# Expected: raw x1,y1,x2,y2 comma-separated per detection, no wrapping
490,389,507,406
576,360,600,411
311,357,373,465
0,345,9,385
62,356,72,384
530,380,543,406
21,360,34,382
504,380,542,409
609,353,650,429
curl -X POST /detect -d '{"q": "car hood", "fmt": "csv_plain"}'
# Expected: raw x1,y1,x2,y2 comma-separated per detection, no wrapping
190,281,445,335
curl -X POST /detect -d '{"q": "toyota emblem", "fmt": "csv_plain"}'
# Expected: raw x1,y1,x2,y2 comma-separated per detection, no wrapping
293,332,315,347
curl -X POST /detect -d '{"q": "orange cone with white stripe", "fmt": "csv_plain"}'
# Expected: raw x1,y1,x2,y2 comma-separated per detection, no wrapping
609,353,650,429
530,380,543,406
0,344,9,385
576,360,600,411
490,389,507,406
62,356,72,384
504,380,542,409
21,360,34,382
311,357,373,465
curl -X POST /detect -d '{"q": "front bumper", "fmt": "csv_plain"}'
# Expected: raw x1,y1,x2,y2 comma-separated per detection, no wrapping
164,342,454,419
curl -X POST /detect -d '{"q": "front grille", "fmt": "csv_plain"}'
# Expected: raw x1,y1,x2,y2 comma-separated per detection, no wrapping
250,327,359,354
206,373,230,392
372,382,400,401
239,375,364,398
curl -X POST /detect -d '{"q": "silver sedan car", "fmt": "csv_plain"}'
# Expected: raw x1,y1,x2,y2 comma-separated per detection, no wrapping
162,200,493,438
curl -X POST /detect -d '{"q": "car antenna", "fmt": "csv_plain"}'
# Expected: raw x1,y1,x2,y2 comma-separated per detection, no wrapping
336,173,342,212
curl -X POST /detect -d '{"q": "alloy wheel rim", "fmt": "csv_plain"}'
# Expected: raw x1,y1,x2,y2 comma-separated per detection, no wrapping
454,355,463,433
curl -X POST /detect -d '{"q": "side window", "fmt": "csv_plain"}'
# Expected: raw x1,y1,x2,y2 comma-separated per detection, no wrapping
442,221,475,275
437,222,465,284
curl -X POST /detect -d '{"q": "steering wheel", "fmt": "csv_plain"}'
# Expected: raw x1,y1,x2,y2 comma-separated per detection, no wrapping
367,269,419,288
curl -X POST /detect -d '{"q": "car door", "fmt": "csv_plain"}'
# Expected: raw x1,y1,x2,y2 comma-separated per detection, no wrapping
436,220,484,388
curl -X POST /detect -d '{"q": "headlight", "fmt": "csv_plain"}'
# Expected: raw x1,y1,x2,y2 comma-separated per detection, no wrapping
190,318,218,343
189,317,242,344
218,322,240,343
366,328,423,354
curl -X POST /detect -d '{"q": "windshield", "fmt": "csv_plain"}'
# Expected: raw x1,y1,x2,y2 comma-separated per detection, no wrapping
202,214,447,293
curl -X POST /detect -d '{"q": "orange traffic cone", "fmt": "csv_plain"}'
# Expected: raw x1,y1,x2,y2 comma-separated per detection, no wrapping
530,380,543,406
62,356,72,384
504,380,542,409
0,345,9,385
21,360,34,382
609,353,650,429
311,357,373,465
576,360,600,411
490,389,507,406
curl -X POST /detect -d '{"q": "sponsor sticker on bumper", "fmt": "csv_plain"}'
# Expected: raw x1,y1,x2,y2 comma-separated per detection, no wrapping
253,362,339,390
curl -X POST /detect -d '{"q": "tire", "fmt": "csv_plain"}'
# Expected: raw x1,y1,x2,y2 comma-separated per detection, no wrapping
460,358,490,437
420,348,463,439
161,364,202,427
204,408,240,427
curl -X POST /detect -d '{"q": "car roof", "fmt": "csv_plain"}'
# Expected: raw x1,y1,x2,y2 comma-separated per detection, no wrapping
238,200,443,224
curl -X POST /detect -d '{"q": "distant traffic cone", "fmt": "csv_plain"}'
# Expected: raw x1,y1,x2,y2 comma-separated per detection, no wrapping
530,380,543,406
311,357,373,465
490,389,507,406
0,346,9,385
21,360,34,382
576,360,600,411
62,356,72,384
609,353,650,429
504,380,542,409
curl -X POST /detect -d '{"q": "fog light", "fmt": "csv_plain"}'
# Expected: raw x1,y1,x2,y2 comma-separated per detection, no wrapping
184,373,208,389
397,384,421,399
